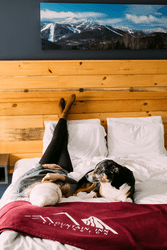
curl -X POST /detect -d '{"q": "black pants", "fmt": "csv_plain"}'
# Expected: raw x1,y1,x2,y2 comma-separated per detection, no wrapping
39,118,73,173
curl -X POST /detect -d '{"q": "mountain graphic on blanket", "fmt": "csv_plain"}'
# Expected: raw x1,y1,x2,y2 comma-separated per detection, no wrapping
81,216,118,234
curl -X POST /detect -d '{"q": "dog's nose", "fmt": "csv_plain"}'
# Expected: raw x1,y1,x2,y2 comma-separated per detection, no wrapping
86,172,95,182
85,173,89,179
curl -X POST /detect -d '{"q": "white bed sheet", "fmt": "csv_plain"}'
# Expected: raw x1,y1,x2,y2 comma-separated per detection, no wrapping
1,155,167,250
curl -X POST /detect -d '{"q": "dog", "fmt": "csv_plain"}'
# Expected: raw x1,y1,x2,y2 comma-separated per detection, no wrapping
74,160,135,202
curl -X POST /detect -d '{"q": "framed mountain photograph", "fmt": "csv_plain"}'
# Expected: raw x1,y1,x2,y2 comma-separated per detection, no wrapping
40,3,167,50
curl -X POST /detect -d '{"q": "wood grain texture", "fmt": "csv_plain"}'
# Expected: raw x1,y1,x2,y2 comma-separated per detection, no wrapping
0,60,167,76
0,60,166,170
0,75,167,90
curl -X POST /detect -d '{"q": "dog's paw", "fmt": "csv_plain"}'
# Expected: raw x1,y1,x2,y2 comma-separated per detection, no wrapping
119,183,131,194
126,197,133,203
76,191,97,199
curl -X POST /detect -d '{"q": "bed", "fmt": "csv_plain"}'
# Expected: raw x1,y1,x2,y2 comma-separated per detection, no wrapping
0,60,167,250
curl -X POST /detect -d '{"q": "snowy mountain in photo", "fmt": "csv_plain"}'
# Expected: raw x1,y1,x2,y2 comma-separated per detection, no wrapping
41,20,124,43
143,28,167,34
41,19,167,50
115,26,167,35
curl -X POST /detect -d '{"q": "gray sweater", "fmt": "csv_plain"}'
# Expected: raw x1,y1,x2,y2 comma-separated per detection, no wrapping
15,164,78,197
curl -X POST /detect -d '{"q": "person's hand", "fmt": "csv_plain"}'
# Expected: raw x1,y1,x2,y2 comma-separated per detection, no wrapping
42,173,65,183
42,164,62,170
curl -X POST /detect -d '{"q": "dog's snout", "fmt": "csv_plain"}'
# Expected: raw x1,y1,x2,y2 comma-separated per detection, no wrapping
85,173,89,179
86,171,97,182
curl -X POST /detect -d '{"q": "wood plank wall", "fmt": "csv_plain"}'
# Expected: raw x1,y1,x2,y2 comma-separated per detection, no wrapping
0,60,166,173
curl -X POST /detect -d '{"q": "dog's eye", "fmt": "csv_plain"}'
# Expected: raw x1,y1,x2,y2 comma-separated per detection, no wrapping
110,165,115,173
114,167,119,173
96,169,102,174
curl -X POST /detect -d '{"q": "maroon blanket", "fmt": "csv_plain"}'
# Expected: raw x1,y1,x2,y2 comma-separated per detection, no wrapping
0,201,167,250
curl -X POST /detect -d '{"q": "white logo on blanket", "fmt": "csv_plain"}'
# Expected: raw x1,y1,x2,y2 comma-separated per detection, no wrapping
25,212,118,235
81,216,118,234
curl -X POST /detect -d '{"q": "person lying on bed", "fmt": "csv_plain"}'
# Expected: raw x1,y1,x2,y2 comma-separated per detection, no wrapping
15,94,78,204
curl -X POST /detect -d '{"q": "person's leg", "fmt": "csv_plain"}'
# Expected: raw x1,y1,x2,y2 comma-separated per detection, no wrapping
39,94,76,172
59,94,76,120
56,130,73,172
39,118,68,165
58,98,65,118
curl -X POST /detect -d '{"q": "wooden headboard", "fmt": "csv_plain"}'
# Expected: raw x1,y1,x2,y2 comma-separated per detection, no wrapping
0,60,166,173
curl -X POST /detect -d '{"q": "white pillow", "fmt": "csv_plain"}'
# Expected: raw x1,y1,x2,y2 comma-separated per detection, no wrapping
107,116,163,124
12,158,40,183
107,120,166,157
43,119,107,161
29,182,62,207
67,119,100,125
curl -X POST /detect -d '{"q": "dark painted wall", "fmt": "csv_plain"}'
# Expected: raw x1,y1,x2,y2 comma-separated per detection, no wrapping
0,0,167,60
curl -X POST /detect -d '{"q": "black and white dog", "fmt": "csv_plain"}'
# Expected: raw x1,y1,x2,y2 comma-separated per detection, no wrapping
75,160,135,202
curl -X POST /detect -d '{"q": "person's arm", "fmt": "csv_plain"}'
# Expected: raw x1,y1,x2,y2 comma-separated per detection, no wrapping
42,173,65,182
42,173,77,184
42,164,62,170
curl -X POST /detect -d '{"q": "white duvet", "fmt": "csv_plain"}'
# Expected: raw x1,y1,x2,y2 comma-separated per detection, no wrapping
1,154,167,250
